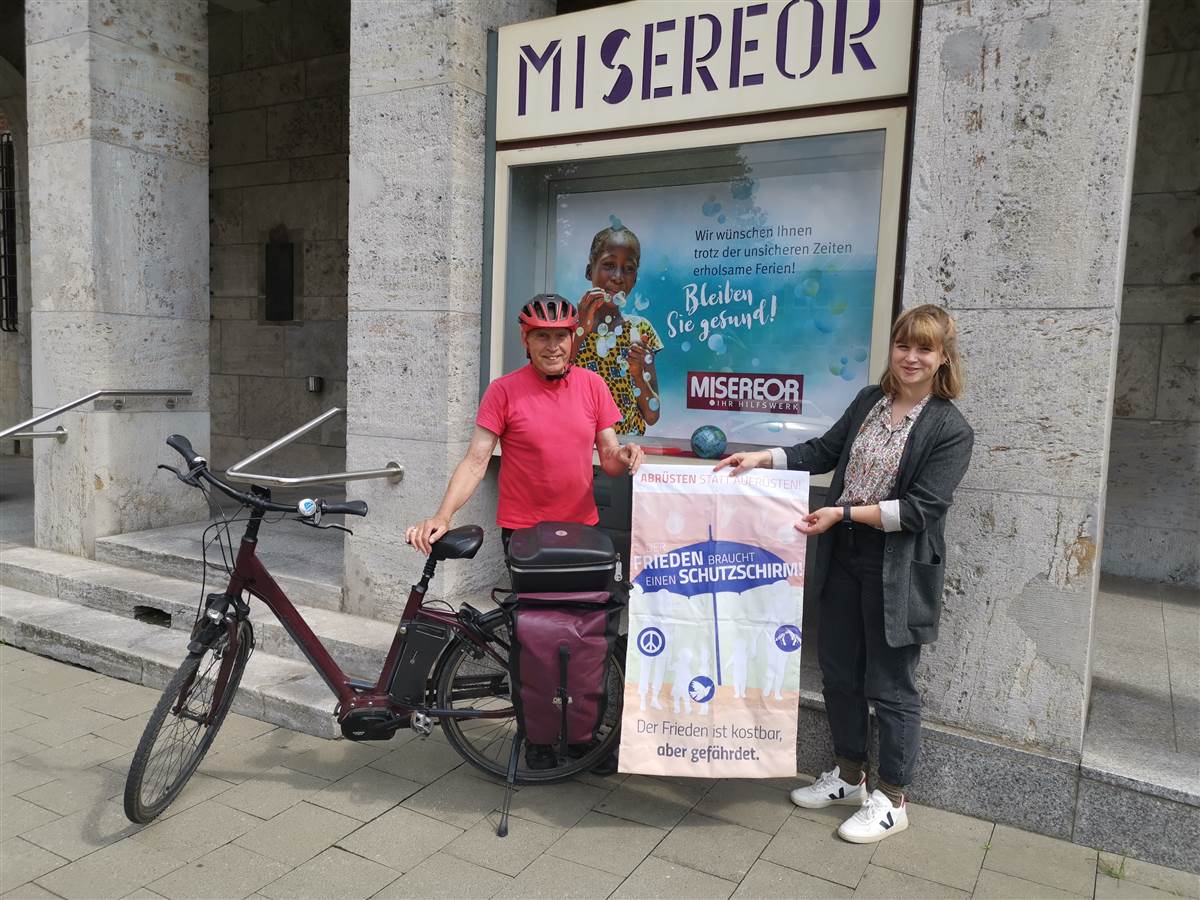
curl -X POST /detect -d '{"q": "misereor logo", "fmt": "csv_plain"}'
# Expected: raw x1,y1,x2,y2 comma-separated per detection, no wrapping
687,371,803,414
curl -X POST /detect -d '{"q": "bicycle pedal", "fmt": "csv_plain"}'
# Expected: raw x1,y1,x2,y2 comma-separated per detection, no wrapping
411,711,435,736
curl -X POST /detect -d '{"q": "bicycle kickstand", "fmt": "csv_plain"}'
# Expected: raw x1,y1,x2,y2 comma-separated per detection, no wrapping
496,729,523,838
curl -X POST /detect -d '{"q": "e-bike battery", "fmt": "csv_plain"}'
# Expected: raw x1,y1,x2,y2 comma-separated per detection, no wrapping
387,621,448,706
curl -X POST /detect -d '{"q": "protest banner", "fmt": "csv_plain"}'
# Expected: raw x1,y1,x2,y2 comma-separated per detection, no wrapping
618,463,808,777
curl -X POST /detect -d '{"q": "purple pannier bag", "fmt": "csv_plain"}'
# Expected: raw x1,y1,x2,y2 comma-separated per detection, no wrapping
503,591,621,748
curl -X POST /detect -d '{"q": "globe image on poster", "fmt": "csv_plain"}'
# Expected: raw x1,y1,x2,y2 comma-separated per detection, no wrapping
690,425,727,459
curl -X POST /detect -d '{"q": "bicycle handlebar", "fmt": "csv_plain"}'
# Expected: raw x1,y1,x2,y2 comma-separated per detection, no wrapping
163,435,368,518
166,434,205,470
321,500,368,517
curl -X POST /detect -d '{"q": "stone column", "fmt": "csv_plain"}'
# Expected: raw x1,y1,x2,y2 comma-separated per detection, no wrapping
903,0,1147,753
344,0,554,619
25,0,210,556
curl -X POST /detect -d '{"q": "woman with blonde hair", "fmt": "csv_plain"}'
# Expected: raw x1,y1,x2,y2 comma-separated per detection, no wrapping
715,304,973,844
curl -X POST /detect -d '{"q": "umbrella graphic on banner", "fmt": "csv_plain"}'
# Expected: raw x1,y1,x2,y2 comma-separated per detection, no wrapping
633,526,791,685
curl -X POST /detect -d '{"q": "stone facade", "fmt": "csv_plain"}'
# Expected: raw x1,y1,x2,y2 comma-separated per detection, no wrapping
901,0,1146,753
343,0,556,620
208,0,350,475
1103,0,1200,589
1,0,1174,777
23,0,210,556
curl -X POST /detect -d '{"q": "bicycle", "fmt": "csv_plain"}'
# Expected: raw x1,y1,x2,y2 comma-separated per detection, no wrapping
123,434,624,829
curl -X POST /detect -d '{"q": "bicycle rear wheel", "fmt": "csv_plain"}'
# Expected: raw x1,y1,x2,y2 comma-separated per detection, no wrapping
436,610,624,784
124,620,253,823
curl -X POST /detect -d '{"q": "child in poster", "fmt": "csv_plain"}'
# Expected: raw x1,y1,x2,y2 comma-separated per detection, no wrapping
572,225,666,436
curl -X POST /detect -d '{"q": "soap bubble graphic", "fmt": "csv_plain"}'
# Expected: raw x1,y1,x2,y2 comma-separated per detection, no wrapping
609,214,623,229
813,317,835,334
690,425,727,459
658,255,671,272
634,295,651,311
632,387,641,397
707,334,726,353
730,177,757,200
702,196,722,217
575,326,585,336
604,315,612,323
751,357,760,367
681,341,691,352
596,322,609,336
841,369,857,381
717,215,726,223
647,397,660,411
830,298,848,315
854,348,868,362
803,278,821,297
612,291,627,308
614,325,623,336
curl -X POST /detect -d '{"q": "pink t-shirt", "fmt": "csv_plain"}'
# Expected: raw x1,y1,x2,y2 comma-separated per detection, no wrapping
476,365,621,529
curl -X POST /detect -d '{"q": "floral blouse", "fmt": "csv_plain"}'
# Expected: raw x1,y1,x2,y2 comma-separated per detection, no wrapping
835,393,931,530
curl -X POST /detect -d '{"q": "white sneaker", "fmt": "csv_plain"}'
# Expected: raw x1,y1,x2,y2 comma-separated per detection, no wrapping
837,789,908,843
789,767,867,809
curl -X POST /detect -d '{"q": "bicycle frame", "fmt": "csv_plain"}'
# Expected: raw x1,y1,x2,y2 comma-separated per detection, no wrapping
215,508,511,725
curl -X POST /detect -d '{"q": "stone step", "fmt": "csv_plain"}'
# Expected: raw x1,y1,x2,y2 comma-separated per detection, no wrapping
0,586,339,738
0,543,397,678
94,519,345,612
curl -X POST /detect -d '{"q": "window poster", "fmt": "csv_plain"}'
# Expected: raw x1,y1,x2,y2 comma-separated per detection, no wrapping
549,129,887,454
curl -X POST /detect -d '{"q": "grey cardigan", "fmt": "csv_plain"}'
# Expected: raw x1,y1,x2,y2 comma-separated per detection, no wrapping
783,385,974,647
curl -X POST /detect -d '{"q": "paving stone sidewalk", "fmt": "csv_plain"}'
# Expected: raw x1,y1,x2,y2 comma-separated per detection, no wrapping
2,645,1197,900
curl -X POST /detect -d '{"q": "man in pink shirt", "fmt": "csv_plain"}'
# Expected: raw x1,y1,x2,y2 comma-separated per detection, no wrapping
406,294,645,554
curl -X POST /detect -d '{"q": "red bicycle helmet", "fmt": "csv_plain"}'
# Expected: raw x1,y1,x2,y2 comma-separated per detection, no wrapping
518,294,578,333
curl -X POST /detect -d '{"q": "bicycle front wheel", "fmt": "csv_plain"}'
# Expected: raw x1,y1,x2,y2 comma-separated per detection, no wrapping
124,619,253,823
436,610,624,784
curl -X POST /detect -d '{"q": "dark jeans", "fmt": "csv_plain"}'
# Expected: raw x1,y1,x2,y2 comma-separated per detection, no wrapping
501,528,513,555
819,523,922,787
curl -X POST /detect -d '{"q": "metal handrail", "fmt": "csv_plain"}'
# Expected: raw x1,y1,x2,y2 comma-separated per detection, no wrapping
0,389,193,443
225,407,403,488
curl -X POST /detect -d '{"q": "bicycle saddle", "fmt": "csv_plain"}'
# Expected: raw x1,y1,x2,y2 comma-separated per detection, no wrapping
431,525,484,561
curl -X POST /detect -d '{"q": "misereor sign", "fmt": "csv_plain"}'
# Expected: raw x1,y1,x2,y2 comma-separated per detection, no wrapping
495,0,914,142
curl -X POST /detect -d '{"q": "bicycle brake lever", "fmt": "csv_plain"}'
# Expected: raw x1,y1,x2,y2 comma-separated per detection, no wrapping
158,463,201,486
293,517,353,536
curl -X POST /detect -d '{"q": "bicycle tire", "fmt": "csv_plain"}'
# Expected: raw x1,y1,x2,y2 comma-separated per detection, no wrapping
436,609,624,784
124,620,253,823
